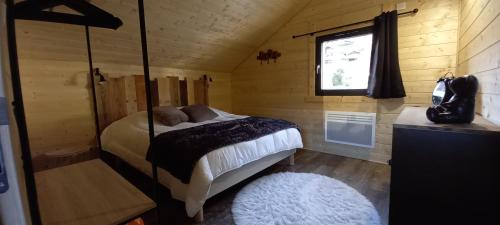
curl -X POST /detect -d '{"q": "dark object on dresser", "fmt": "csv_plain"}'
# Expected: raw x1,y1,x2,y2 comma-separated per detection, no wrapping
431,72,454,106
390,107,500,225
426,75,478,123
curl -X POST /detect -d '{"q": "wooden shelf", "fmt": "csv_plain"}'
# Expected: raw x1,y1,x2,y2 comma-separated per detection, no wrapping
32,145,99,172
35,159,155,225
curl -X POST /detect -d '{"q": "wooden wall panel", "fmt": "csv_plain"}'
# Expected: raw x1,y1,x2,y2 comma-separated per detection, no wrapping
167,77,181,107
232,0,460,163
155,77,183,107
179,79,188,106
19,59,232,156
193,79,209,105
458,0,500,125
14,0,308,155
101,77,129,130
14,0,310,72
134,75,148,112
98,76,139,129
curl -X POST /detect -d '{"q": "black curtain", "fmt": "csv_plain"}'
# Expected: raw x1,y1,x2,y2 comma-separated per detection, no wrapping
367,10,406,98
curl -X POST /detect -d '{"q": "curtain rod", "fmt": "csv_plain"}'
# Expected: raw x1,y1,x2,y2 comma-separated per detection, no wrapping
292,8,418,39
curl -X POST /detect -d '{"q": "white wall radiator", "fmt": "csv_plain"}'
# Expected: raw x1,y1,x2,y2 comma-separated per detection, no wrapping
324,111,376,148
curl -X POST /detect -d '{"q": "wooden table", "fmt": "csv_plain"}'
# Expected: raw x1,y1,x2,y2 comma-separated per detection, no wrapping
35,159,156,225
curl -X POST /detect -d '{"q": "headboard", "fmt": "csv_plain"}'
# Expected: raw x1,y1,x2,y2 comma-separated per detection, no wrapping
96,75,209,130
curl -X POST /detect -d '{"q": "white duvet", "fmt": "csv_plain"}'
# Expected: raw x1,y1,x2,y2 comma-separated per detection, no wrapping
101,109,303,216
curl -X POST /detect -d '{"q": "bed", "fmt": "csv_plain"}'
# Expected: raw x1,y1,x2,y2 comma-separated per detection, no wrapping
100,107,303,219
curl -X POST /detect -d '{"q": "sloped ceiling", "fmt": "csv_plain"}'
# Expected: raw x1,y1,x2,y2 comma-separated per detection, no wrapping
15,0,311,72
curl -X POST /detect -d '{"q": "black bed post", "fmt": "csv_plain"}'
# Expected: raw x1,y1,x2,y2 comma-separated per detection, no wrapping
84,25,102,151
5,0,43,224
137,0,160,221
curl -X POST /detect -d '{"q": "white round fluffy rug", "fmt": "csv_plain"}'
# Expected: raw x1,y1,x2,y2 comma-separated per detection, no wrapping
232,172,380,225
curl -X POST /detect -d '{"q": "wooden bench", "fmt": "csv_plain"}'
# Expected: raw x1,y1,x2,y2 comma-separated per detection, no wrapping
35,159,156,225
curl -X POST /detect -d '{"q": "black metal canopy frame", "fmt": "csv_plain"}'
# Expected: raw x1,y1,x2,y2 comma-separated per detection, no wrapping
5,0,159,224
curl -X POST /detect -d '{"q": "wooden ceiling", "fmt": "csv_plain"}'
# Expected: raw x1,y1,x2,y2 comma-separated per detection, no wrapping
15,0,310,72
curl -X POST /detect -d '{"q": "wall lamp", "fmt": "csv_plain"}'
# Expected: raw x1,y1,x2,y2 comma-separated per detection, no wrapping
93,68,107,85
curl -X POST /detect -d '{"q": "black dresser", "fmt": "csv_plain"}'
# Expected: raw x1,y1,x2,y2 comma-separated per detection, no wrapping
389,107,500,225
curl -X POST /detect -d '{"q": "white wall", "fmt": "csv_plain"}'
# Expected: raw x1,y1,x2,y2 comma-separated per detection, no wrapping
0,2,30,225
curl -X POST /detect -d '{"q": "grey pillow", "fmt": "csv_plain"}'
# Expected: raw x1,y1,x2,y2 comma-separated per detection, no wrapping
181,104,218,123
153,106,189,126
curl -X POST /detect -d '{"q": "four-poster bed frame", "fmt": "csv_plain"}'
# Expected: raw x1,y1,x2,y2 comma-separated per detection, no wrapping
6,1,299,224
5,0,160,224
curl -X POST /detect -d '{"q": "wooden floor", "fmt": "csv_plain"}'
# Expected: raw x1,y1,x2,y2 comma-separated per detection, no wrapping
108,149,391,225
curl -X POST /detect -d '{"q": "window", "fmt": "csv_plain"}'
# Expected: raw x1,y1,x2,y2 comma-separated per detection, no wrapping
315,27,373,96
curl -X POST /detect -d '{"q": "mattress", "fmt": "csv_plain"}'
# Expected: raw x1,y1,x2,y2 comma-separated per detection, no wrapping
101,108,303,216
